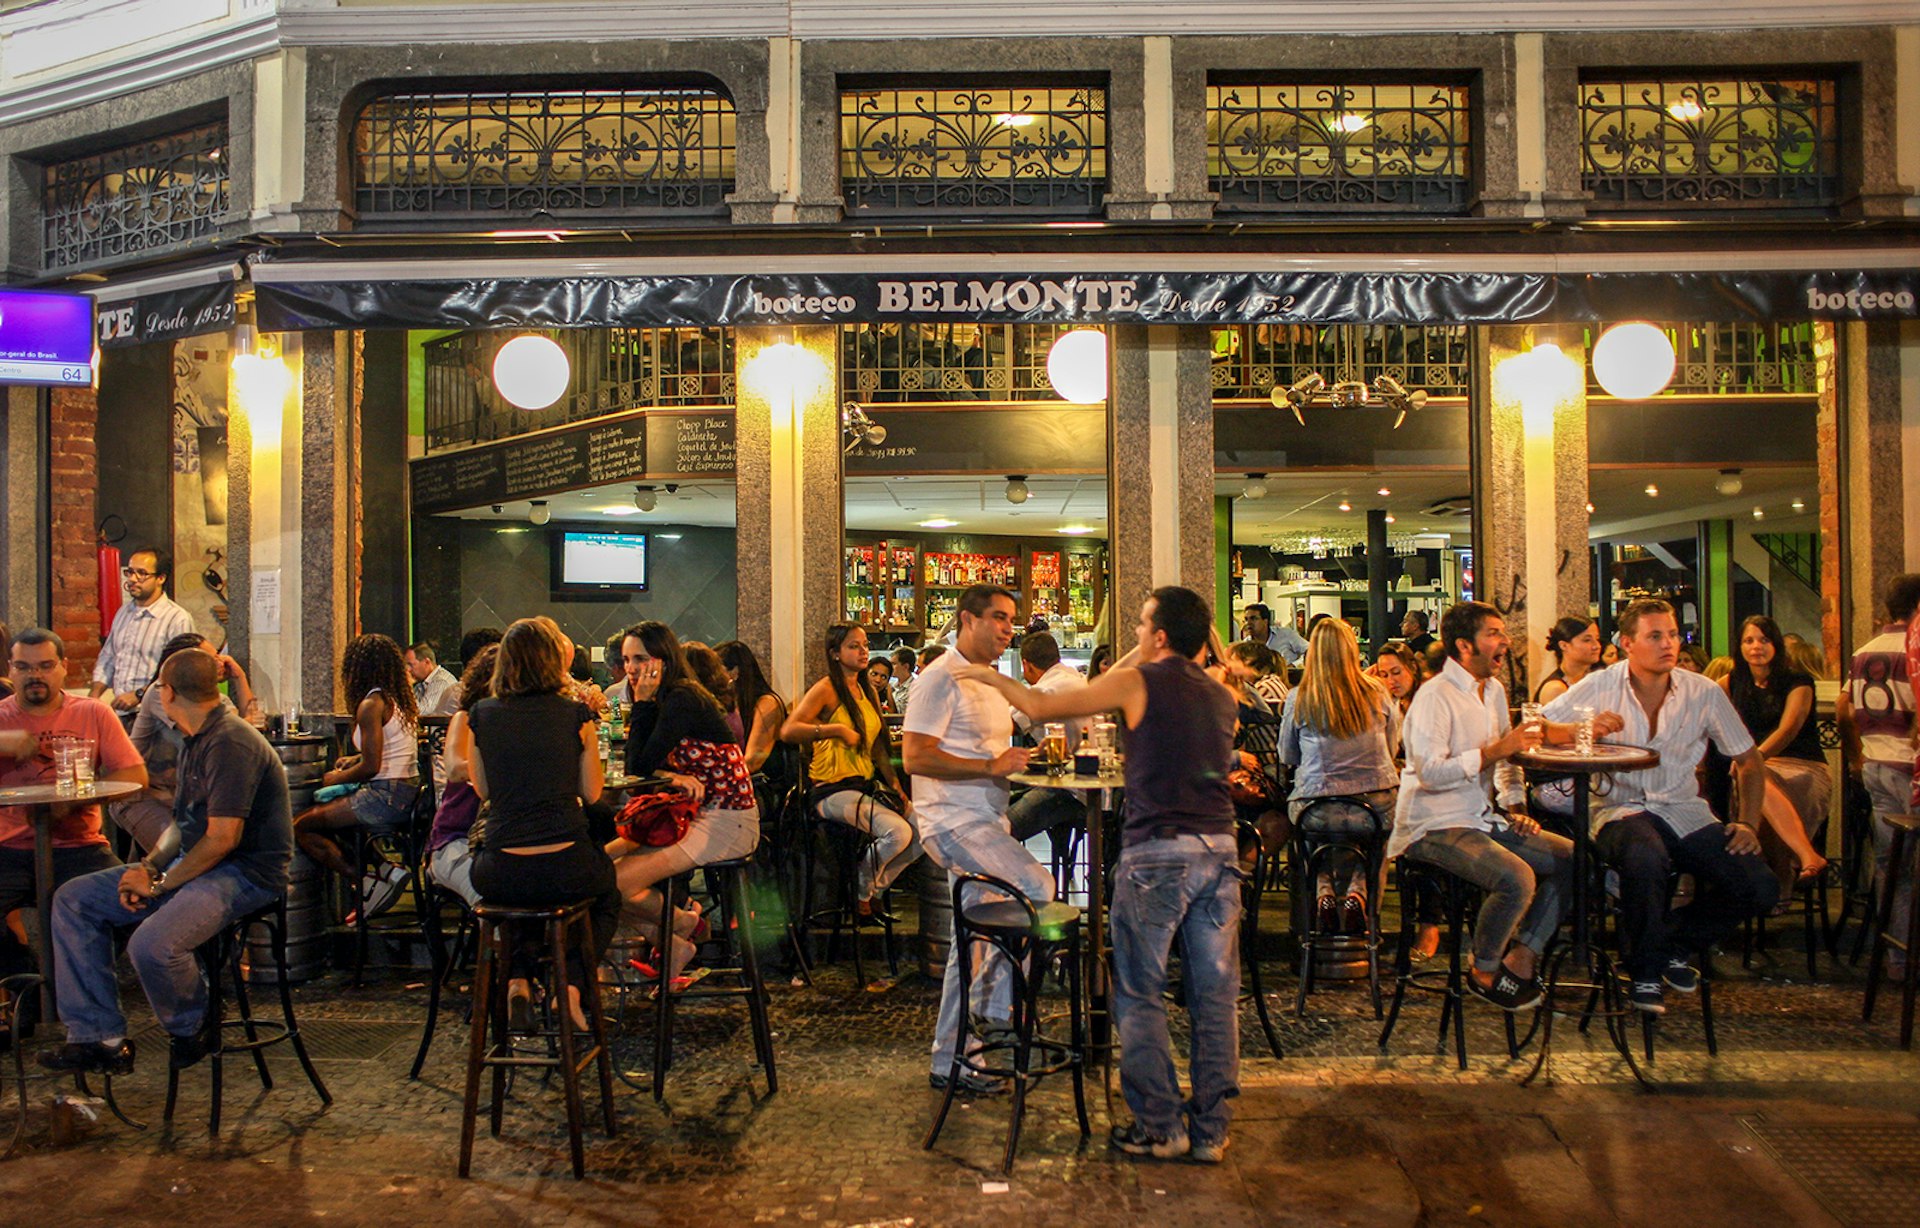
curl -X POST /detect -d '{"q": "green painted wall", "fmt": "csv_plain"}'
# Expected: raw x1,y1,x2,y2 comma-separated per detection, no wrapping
1215,495,1234,639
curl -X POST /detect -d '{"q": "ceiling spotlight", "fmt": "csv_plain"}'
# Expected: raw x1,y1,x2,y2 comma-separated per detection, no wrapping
1713,468,1744,497
528,500,551,526
1791,498,1806,512
1585,501,1595,515
1752,506,1766,520
1242,473,1268,500
1645,483,1660,497
1376,486,1392,497
1057,525,1096,536
841,401,886,452
634,485,658,512
1372,374,1429,428
1384,513,1397,524
1271,371,1426,427
490,504,503,514
918,518,959,529
1272,372,1326,425
1005,475,1031,505
1337,500,1352,512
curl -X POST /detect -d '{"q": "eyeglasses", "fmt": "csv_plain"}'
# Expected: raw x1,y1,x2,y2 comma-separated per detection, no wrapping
121,567,158,580
8,660,59,674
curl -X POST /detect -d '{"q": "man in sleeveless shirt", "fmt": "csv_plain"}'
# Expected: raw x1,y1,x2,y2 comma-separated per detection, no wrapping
964,585,1242,1163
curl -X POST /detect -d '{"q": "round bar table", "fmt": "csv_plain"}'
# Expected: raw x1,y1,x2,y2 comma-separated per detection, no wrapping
1010,768,1122,1051
0,778,142,1022
1510,743,1658,1088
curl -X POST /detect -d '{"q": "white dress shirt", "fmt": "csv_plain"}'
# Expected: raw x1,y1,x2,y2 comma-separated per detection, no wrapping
900,649,1013,839
1266,624,1309,665
92,593,195,694
1540,661,1755,838
415,665,460,716
1010,662,1089,745
1389,657,1523,857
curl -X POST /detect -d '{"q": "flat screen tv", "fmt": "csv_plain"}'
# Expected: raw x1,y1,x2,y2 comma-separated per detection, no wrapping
553,529,648,597
0,289,94,387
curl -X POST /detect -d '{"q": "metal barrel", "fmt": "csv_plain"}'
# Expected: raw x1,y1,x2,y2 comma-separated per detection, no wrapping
916,859,953,980
247,738,332,985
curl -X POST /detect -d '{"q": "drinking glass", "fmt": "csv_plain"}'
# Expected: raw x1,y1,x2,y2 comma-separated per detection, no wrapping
1519,701,1544,731
1573,706,1596,755
1042,722,1069,776
50,742,80,797
285,700,301,736
69,738,96,792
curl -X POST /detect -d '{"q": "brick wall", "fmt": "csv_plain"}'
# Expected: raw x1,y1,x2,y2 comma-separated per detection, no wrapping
48,386,100,683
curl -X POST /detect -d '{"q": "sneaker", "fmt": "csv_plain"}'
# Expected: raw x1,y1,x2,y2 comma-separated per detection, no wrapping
1628,981,1666,1014
357,863,408,922
1189,1135,1232,1164
1662,958,1700,994
1109,1121,1190,1159
1468,967,1543,1012
928,1070,1008,1097
39,1038,136,1076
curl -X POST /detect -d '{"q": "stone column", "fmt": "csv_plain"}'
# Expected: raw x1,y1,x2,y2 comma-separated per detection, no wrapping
1110,324,1216,630
734,325,840,699
300,332,356,713
1480,326,1591,698
47,386,101,680
1842,321,1911,658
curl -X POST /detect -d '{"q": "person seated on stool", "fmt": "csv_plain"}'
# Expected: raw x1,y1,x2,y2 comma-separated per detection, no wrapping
1390,602,1571,1013
40,647,292,1076
1718,614,1830,893
113,631,258,858
1540,597,1779,1015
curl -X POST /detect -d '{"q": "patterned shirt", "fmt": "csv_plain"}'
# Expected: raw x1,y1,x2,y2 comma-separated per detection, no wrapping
92,593,195,695
1845,625,1913,766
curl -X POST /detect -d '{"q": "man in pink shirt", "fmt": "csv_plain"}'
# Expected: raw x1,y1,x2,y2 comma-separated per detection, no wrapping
0,628,146,990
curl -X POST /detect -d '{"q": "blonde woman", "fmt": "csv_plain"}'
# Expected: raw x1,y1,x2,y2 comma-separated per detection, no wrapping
1279,619,1403,935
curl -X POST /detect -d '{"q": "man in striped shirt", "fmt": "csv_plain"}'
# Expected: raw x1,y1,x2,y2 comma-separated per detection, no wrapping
90,548,195,712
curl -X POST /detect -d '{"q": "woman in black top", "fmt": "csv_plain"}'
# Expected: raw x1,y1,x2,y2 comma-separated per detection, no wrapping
469,616,617,1031
1719,614,1829,883
1534,616,1603,704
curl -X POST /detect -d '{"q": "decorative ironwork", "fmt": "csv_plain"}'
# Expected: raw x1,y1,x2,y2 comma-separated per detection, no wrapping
842,322,1095,402
41,121,229,272
423,327,733,453
840,85,1106,215
1210,324,1470,400
354,86,736,224
1580,75,1840,209
1208,82,1472,212
1584,321,1819,396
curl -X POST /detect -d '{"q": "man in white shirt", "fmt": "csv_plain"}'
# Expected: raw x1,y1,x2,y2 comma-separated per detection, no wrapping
1241,603,1307,667
1392,601,1569,1011
1541,598,1776,1014
90,548,196,712
404,642,460,717
889,647,917,714
902,585,1045,1095
1006,632,1088,845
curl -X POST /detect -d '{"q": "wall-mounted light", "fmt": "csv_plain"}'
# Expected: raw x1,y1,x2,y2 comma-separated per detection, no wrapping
492,334,571,410
231,327,291,451
1004,475,1031,505
528,500,551,526
842,401,887,452
1592,322,1677,400
1046,329,1108,403
1272,371,1427,427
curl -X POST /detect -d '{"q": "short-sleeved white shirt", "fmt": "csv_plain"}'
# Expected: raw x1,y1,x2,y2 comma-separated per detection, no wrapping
900,649,1013,838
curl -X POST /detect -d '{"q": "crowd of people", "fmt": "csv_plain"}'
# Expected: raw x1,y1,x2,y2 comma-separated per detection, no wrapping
1,541,1917,1172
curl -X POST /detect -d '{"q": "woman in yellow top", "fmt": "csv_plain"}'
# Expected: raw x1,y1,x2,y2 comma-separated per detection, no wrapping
782,622,922,911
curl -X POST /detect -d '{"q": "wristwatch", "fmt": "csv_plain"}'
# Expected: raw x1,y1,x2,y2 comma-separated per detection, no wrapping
143,862,169,894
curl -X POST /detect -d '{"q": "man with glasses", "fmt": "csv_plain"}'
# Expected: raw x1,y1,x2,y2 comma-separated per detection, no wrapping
90,548,195,712
0,628,146,1001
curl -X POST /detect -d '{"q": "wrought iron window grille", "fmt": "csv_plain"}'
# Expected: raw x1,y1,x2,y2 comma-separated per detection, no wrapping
840,85,1107,216
1583,321,1820,397
41,121,229,272
1580,75,1841,210
1210,324,1471,403
1207,81,1472,213
842,322,1094,402
422,328,734,454
354,86,736,225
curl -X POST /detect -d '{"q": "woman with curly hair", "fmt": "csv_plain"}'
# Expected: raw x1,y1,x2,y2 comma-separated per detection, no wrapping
293,632,421,919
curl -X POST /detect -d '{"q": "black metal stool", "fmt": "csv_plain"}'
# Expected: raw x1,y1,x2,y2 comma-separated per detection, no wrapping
799,805,901,985
459,899,616,1179
1291,795,1389,1018
923,870,1088,1174
409,874,476,1080
648,856,778,1103
1863,813,1920,1049
164,893,334,1133
1378,860,1525,1069
1237,823,1285,1059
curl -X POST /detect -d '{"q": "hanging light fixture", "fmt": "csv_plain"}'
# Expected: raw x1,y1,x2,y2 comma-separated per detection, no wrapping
1046,330,1108,403
1591,323,1677,400
1271,371,1426,426
492,334,571,410
633,485,658,513
1004,475,1031,505
528,500,551,526
1713,469,1744,496
1241,473,1268,500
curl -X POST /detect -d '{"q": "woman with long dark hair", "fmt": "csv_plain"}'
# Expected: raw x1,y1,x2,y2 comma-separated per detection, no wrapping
682,641,740,742
469,617,615,1030
1535,616,1604,704
715,640,788,775
1720,614,1829,882
611,621,761,979
1280,618,1402,934
782,622,921,913
293,632,420,918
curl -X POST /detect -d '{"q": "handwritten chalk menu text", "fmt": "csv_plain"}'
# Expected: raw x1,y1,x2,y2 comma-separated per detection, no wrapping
411,412,673,515
646,412,736,476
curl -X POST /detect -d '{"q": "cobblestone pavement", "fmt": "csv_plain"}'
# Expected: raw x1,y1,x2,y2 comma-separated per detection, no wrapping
3,911,1919,1227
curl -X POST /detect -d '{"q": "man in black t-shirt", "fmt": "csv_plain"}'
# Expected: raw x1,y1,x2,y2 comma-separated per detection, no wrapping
40,649,291,1076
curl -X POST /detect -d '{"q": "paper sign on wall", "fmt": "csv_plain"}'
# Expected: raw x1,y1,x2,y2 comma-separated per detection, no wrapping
251,569,281,636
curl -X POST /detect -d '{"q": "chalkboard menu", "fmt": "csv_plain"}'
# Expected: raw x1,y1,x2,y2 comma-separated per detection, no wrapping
843,406,1105,476
412,411,712,515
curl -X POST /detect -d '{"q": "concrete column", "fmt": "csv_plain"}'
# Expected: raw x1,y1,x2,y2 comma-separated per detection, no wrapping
1111,324,1215,629
1845,320,1912,657
1482,326,1590,698
734,326,840,699
1,386,46,630
1903,320,1920,570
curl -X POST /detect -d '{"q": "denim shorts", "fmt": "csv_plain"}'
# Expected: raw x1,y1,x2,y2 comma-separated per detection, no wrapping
349,778,420,833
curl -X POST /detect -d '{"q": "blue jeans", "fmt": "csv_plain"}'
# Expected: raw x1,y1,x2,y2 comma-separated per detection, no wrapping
922,821,1055,1075
1110,832,1244,1148
51,861,277,1043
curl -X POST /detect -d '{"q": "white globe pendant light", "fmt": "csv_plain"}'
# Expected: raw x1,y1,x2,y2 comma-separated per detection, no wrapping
492,334,572,410
1046,330,1108,403
1591,323,1676,400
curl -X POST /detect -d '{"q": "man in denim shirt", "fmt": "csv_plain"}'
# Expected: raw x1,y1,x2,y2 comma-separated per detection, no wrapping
966,585,1241,1163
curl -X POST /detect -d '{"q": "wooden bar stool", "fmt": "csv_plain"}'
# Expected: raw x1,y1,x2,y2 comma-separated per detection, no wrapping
1862,814,1920,1050
459,899,616,1179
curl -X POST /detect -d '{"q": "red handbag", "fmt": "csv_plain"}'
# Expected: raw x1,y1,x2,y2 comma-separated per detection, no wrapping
615,790,699,847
